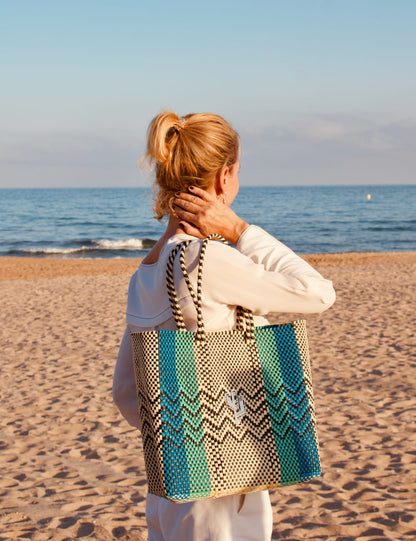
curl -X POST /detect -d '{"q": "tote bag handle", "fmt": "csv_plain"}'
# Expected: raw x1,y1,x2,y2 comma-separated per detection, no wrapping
166,235,255,343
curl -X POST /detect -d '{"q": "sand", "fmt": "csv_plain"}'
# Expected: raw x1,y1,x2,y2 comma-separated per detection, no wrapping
1,253,415,540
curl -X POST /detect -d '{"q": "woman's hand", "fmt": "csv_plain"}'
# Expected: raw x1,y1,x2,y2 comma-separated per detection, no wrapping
173,186,249,244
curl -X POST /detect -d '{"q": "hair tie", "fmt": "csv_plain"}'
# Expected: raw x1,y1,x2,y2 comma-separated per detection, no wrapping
173,118,185,135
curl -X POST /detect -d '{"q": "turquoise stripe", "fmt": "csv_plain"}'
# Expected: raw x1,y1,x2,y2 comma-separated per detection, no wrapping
255,326,300,485
174,332,211,499
272,325,321,479
159,331,190,500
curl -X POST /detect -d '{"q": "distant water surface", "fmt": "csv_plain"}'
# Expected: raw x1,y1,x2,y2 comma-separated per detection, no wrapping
0,186,415,258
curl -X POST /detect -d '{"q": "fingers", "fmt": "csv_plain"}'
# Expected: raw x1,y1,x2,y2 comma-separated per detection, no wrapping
188,185,214,201
174,189,216,219
174,192,211,209
173,186,239,240
179,221,204,238
174,206,199,224
173,196,201,213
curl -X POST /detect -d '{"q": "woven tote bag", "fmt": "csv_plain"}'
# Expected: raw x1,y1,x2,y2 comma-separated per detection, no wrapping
130,235,321,502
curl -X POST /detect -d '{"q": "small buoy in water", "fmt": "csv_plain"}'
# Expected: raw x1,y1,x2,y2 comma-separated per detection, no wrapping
366,194,371,200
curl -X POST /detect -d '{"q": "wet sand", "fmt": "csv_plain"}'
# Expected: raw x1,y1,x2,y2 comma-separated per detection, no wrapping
1,252,415,540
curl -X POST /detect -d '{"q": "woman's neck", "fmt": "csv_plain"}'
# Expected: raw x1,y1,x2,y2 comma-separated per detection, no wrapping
165,217,184,238
141,217,185,265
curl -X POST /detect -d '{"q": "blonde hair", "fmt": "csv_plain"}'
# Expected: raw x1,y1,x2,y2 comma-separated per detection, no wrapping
141,111,239,220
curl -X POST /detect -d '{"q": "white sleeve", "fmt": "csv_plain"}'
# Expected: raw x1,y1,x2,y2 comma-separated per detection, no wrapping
202,225,336,315
112,327,140,428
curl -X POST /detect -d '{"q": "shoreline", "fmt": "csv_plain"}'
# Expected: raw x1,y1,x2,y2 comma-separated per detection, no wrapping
1,251,416,281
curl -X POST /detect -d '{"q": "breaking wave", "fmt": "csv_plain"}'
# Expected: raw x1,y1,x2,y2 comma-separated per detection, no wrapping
9,238,156,258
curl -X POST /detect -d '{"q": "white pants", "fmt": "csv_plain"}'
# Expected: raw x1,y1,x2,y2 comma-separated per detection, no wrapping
146,490,273,541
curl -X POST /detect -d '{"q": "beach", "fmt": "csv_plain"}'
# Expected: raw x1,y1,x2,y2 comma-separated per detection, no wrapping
1,252,415,540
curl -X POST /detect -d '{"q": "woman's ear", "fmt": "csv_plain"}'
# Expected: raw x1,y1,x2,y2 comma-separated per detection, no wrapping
215,165,229,197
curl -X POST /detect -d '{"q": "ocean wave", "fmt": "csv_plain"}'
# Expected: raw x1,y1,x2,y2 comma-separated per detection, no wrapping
94,238,149,250
368,225,415,232
11,238,156,257
23,246,91,255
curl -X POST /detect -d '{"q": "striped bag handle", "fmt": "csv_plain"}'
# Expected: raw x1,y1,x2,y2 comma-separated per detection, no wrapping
166,235,255,343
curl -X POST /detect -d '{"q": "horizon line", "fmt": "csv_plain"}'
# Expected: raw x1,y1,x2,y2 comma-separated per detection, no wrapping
1,183,415,190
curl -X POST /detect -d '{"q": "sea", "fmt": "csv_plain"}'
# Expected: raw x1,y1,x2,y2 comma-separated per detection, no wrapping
0,185,415,258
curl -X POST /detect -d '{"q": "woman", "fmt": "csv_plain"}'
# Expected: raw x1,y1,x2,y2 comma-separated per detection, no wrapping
113,111,336,541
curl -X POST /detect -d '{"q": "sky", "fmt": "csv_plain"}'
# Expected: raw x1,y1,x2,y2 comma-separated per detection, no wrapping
1,0,415,187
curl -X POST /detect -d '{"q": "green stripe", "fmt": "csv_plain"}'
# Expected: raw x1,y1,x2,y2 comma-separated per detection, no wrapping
175,332,211,499
255,327,301,485
159,331,190,500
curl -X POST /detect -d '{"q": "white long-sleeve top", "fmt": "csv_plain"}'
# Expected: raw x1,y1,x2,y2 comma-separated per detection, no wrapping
113,225,336,428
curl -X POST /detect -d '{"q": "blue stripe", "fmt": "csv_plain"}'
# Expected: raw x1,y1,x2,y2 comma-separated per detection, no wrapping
174,332,212,499
255,327,300,484
159,331,190,500
272,325,321,479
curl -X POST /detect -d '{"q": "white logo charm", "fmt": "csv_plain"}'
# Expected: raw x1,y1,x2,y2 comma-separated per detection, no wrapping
225,390,246,425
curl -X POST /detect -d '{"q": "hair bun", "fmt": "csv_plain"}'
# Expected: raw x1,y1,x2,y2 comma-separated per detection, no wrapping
142,111,182,165
141,110,239,221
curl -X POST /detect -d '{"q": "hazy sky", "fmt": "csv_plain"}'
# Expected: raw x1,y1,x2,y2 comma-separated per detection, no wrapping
1,0,415,187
